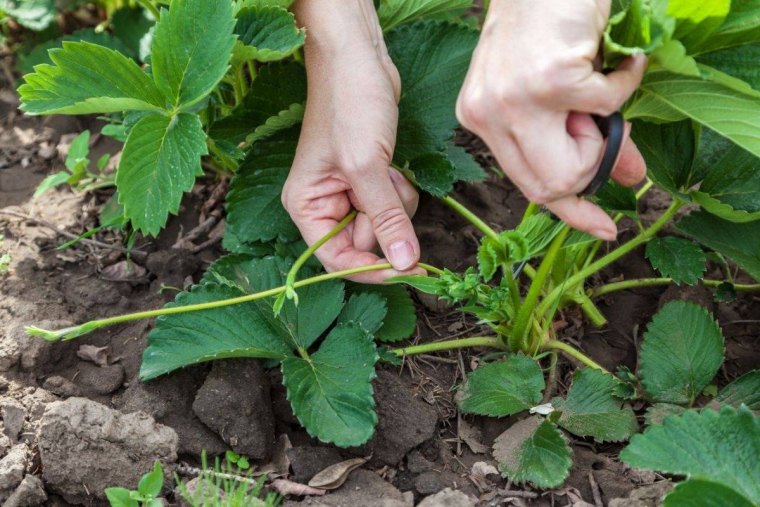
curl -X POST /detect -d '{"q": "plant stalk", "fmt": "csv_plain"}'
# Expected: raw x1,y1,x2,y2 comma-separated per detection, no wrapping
591,278,760,298
391,336,506,357
542,340,607,372
441,195,500,242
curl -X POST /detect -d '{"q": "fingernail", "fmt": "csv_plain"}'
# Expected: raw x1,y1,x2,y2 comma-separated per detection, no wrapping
389,168,404,184
388,240,416,270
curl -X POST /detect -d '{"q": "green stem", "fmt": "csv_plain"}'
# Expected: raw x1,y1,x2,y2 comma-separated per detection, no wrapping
577,294,607,326
441,195,500,242
511,227,570,351
591,278,760,298
136,0,160,20
29,263,397,341
418,262,445,276
542,340,607,372
537,199,684,319
391,336,506,357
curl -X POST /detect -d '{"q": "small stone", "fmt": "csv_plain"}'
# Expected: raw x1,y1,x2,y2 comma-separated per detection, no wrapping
416,488,475,507
4,475,47,507
42,376,82,398
0,444,27,490
1,401,26,442
193,359,275,460
286,446,343,484
406,450,434,474
413,471,461,496
74,362,125,395
37,142,56,160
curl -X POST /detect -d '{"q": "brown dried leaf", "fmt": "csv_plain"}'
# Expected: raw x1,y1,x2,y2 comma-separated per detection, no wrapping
307,457,368,490
76,344,109,366
471,461,498,477
271,478,326,496
459,418,488,454
100,260,148,283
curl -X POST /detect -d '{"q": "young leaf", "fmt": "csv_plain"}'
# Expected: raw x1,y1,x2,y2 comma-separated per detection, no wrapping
493,417,572,489
668,0,730,53
644,403,687,426
594,181,638,218
282,323,378,447
137,462,164,499
690,0,760,54
116,113,206,236
150,0,235,109
246,103,305,145
552,368,638,442
458,355,545,417
347,284,417,342
645,236,706,285
0,0,55,31
387,21,478,162
104,487,140,507
389,275,446,296
338,293,387,336
627,71,760,162
631,120,698,194
691,142,760,222
677,210,760,281
477,231,530,281
620,406,760,504
235,6,305,62
18,42,164,115
210,61,306,145
639,301,724,405
225,128,301,246
664,478,755,507
378,0,472,31
140,283,294,380
34,172,71,198
716,370,760,411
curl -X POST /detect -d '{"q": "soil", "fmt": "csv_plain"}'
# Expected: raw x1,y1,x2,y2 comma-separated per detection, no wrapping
1,72,759,507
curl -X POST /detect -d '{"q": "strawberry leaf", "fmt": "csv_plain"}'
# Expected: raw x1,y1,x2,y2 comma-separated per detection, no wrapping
645,236,706,285
234,6,305,62
716,370,760,411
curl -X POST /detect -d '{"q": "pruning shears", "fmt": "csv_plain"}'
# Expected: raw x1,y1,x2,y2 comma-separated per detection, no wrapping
580,111,625,196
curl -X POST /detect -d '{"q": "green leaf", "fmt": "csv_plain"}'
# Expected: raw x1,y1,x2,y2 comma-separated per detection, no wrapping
477,231,529,281
644,403,686,426
347,283,417,342
677,210,760,281
378,0,472,31
65,130,91,170
225,128,301,245
692,142,760,222
697,43,760,90
389,275,446,296
604,0,674,65
447,144,486,182
282,323,378,446
140,283,294,380
210,61,306,145
458,355,545,417
627,71,760,162
650,40,701,76
664,478,755,507
137,462,163,499
639,301,724,404
18,42,164,115
716,370,760,411
104,487,140,507
151,0,235,108
338,292,387,336
516,213,564,258
493,417,572,489
410,153,454,197
668,0,730,52
246,103,304,145
620,406,760,503
116,113,206,236
690,0,760,54
388,21,478,162
34,171,71,198
0,0,55,31
553,369,638,442
595,181,638,218
645,236,706,285
112,7,155,62
235,6,305,62
631,120,698,195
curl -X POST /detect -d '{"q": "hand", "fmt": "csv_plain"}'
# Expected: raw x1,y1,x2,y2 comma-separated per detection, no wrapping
456,0,648,240
282,0,423,283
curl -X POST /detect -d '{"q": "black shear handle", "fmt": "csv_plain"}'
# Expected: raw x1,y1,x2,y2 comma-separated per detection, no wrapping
580,111,625,196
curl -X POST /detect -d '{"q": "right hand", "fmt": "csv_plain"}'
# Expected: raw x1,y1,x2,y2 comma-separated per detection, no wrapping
282,0,424,283
456,0,648,240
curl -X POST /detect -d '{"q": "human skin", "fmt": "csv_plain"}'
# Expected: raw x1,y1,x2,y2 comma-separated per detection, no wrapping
284,0,647,282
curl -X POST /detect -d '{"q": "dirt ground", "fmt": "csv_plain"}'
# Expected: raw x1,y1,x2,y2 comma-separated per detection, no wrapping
1,75,759,507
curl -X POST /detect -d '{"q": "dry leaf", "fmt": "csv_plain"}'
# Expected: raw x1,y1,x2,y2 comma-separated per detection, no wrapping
471,462,498,477
271,479,326,496
307,457,368,489
76,345,109,366
101,260,148,283
459,418,488,454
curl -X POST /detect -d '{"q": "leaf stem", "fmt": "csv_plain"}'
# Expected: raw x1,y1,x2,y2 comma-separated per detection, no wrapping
542,340,607,372
440,195,500,242
591,278,760,298
391,336,506,357
136,0,160,20
537,199,684,319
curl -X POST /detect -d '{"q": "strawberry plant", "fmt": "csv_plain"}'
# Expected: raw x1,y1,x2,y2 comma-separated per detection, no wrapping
16,0,760,500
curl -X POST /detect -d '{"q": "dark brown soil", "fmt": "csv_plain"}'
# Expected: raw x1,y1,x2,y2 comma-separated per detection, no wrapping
1,78,758,507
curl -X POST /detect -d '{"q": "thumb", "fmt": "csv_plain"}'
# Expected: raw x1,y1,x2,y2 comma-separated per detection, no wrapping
346,165,420,271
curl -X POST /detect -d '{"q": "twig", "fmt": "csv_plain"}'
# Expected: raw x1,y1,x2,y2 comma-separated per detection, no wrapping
498,489,539,499
176,463,261,485
588,471,603,507
0,210,144,254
